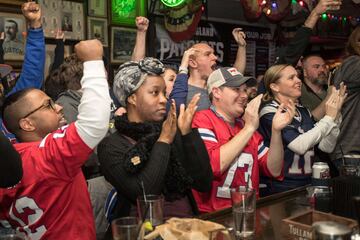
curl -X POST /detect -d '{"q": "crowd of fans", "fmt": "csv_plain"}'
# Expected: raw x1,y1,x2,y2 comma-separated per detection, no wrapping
0,0,359,239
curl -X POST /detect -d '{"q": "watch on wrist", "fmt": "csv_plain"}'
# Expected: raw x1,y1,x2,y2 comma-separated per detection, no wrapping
178,66,188,74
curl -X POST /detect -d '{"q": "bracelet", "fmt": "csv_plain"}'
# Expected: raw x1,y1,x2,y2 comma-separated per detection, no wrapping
178,66,188,74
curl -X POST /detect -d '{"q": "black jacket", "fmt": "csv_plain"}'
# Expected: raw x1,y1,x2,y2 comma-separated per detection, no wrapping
275,26,313,66
332,55,360,160
97,115,213,216
0,132,22,188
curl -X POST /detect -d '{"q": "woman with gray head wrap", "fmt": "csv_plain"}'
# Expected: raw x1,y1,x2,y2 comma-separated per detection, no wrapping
97,57,213,223
113,57,165,107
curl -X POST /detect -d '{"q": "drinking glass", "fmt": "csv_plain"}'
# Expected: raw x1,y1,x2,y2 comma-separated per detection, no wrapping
137,195,164,227
314,186,333,213
340,165,358,177
327,0,341,11
111,217,140,240
231,188,256,239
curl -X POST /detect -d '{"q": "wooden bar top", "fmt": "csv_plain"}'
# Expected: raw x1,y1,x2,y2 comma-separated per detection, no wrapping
200,186,310,239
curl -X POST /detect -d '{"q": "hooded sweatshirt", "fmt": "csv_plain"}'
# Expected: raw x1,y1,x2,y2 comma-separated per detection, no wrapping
56,89,82,124
332,55,360,160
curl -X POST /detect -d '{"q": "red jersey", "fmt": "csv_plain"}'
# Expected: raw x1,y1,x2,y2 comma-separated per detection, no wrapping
191,107,274,213
0,124,95,240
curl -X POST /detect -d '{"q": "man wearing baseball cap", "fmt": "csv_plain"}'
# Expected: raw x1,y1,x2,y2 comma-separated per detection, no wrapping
191,67,295,212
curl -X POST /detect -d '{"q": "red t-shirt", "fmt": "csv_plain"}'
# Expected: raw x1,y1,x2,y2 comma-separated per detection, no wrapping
0,124,95,240
192,108,275,213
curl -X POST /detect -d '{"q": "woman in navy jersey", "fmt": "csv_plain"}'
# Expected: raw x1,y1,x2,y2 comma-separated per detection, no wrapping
258,64,346,195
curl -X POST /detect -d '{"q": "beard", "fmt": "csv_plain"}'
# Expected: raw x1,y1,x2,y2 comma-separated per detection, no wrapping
313,73,328,86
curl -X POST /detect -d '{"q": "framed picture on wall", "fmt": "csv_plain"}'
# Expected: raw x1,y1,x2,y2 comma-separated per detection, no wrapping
44,44,72,78
111,0,147,26
0,0,25,6
38,0,58,36
87,17,108,46
61,1,85,40
111,27,137,63
38,0,85,40
88,0,107,17
0,12,26,61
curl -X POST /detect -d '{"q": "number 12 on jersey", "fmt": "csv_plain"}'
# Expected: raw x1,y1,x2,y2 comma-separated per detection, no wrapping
288,150,314,175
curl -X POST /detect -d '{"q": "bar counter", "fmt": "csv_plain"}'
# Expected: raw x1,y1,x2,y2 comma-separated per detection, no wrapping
200,186,310,239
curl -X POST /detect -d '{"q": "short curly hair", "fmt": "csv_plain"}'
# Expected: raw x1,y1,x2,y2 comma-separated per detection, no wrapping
44,54,83,100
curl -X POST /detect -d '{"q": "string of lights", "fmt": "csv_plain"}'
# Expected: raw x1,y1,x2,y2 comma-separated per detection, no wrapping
159,0,360,23
259,0,360,23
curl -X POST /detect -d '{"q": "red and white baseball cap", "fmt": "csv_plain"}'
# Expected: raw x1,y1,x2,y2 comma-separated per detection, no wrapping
207,67,255,94
0,64,13,78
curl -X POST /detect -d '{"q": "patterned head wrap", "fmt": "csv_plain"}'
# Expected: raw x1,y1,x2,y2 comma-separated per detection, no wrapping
113,57,165,106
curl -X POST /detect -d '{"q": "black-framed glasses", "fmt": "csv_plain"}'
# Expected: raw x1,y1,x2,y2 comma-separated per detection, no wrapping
21,99,56,119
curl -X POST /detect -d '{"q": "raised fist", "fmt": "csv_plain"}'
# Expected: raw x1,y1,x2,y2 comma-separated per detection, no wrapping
75,39,103,62
22,1,41,29
135,16,149,33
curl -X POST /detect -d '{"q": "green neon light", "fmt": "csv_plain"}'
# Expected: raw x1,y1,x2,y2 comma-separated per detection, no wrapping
111,0,147,27
161,0,186,7
112,0,136,18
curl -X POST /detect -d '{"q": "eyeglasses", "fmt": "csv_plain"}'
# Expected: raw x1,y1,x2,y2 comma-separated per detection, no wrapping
21,99,57,119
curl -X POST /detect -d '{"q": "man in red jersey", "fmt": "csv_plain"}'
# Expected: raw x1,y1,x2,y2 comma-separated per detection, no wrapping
0,37,111,239
191,67,295,212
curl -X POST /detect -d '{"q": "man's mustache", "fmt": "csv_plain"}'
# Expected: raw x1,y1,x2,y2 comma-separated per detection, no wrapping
318,72,328,78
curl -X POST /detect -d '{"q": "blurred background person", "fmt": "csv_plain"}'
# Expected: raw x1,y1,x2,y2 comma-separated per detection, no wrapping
331,26,360,169
0,131,22,188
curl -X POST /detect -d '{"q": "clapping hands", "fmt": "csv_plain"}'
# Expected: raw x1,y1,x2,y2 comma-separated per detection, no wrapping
272,99,296,131
158,94,200,144
325,82,347,120
178,93,200,135
158,100,177,144
243,94,263,132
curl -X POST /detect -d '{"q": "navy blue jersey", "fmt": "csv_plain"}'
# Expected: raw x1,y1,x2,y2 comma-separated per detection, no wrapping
258,100,315,194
